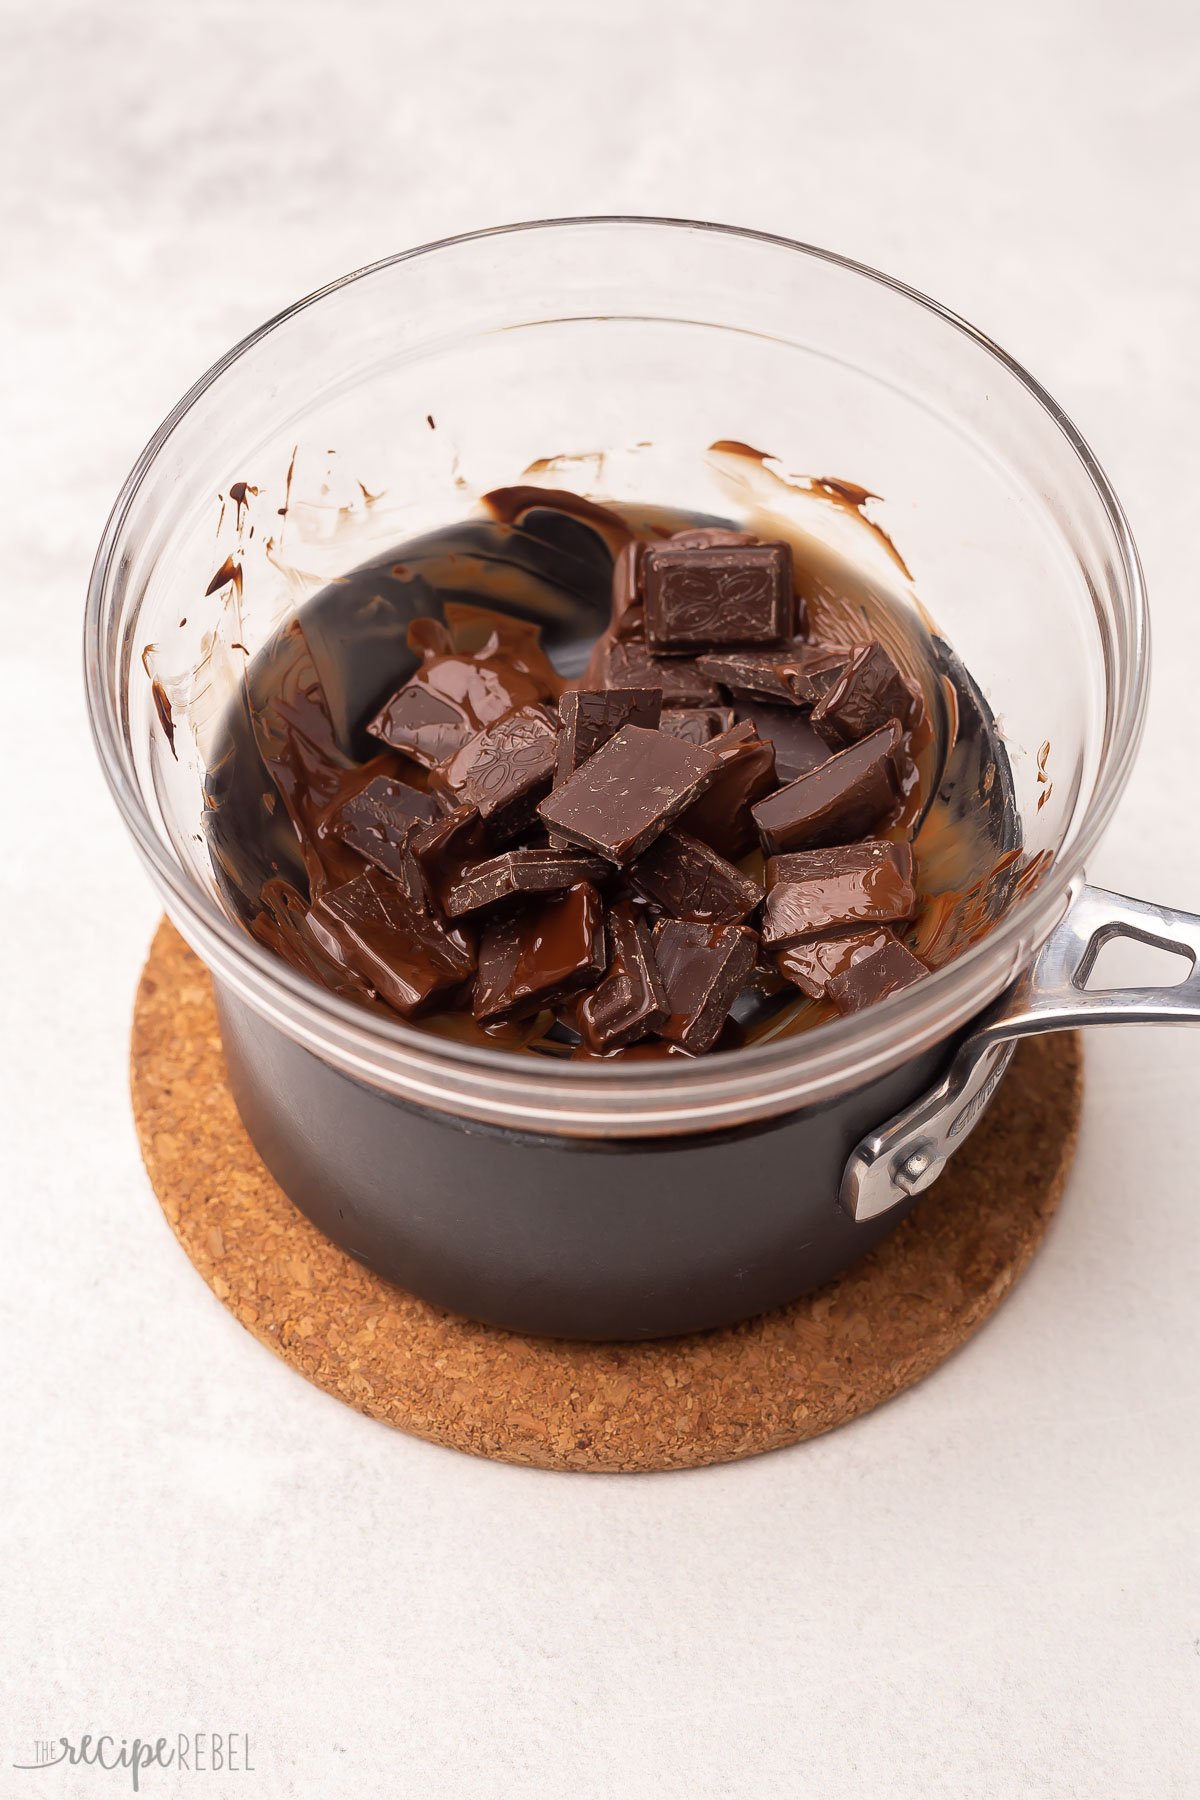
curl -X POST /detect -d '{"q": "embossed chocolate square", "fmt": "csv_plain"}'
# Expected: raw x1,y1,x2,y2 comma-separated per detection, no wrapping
433,705,557,842
643,541,794,651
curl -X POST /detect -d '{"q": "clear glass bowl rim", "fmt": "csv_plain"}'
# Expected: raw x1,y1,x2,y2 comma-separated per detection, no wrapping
84,215,1149,1126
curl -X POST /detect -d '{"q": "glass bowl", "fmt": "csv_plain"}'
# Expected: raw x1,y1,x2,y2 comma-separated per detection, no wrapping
85,218,1160,1338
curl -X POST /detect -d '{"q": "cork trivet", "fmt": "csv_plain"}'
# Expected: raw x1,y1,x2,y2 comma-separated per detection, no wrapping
131,920,1081,1473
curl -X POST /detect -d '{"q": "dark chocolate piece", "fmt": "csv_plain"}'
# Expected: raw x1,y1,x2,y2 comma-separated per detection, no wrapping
434,705,557,841
652,920,759,1054
445,847,611,917
556,688,661,779
732,700,831,782
404,805,487,910
598,638,724,707
825,936,929,1013
695,642,844,706
472,883,607,1022
751,721,906,854
576,902,670,1052
760,841,916,948
774,927,898,1001
811,642,920,746
643,541,793,650
308,867,475,1017
787,651,854,708
658,706,736,745
631,828,763,924
678,721,777,858
325,775,441,884
538,725,718,863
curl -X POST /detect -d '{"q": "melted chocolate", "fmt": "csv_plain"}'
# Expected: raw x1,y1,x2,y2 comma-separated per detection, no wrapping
576,902,669,1053
760,842,916,948
473,883,607,1023
202,488,1024,1058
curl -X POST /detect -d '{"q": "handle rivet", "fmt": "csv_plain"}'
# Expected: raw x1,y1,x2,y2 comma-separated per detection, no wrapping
895,1146,939,1195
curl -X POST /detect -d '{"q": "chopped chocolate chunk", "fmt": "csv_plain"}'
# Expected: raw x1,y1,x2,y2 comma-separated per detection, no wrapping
652,920,759,1053
826,936,929,1013
598,638,723,707
751,721,906,853
811,642,920,746
643,541,794,650
538,724,718,863
678,720,777,858
556,688,661,779
774,927,899,1000
631,828,763,923
576,902,669,1052
473,882,607,1022
325,775,441,884
760,841,916,947
695,642,843,706
767,839,915,887
445,846,611,917
732,700,831,781
308,867,475,1017
658,706,736,745
404,805,487,910
433,705,557,841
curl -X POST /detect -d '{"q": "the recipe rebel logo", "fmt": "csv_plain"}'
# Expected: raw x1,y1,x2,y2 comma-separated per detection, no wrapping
11,1732,255,1791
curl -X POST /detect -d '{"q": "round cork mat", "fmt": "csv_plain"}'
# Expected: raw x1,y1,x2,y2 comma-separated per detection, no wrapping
131,920,1081,1473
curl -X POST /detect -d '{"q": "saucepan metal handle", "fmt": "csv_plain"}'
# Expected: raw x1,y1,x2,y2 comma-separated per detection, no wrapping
841,883,1200,1223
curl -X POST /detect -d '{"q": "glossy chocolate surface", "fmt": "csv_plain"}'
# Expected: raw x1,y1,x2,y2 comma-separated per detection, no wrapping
324,774,441,882
751,721,907,853
473,882,607,1022
760,842,916,947
653,920,759,1053
308,867,475,1017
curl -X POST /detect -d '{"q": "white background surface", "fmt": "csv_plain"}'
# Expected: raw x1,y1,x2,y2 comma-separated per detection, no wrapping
2,2,1199,1795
